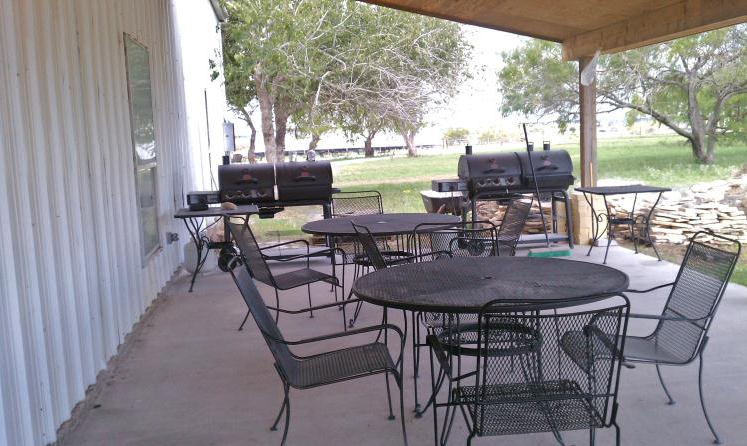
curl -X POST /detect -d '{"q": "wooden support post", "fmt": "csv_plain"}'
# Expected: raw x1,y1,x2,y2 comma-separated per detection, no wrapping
579,57,597,187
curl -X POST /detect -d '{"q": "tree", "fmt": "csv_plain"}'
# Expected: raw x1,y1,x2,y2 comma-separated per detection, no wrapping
329,5,472,157
220,0,352,162
220,0,471,161
498,25,747,164
444,127,470,145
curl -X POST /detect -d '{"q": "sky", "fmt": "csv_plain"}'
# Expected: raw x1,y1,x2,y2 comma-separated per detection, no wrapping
232,25,529,152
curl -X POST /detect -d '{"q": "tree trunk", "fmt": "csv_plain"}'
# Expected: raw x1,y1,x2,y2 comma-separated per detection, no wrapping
254,71,277,162
402,130,417,157
273,104,290,162
238,108,257,163
308,133,321,151
686,79,708,163
364,134,375,157
248,122,257,163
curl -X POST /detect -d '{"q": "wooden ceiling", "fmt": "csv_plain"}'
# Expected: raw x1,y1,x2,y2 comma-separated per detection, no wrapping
359,0,747,60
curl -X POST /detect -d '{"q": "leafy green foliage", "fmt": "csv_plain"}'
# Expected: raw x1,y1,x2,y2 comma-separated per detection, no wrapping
443,127,470,145
218,0,471,160
498,25,747,163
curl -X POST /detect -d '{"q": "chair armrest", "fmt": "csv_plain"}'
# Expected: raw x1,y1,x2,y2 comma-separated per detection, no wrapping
285,323,403,346
629,312,710,323
260,238,310,250
266,298,361,315
390,251,452,265
625,282,674,294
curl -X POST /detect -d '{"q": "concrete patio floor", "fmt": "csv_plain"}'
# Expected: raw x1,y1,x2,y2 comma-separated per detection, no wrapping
60,243,747,446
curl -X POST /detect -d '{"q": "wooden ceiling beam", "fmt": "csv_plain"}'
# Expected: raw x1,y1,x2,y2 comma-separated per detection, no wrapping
357,0,568,42
562,0,747,60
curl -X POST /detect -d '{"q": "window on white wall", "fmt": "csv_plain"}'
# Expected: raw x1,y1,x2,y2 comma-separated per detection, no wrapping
124,35,160,261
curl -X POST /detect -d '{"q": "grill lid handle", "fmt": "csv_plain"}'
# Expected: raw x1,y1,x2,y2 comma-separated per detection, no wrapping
536,165,559,171
483,167,506,174
236,178,259,184
294,175,317,182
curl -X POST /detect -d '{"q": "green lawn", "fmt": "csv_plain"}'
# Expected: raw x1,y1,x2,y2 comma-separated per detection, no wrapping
251,134,747,284
332,135,746,188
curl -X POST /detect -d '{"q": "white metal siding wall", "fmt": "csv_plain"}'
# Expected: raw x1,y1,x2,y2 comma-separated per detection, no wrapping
0,1,210,444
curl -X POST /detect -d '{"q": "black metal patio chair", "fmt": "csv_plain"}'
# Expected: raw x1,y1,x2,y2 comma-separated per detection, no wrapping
228,221,344,328
620,230,741,444
495,197,533,256
408,220,498,414
347,222,446,329
228,264,408,446
331,190,411,282
429,296,630,446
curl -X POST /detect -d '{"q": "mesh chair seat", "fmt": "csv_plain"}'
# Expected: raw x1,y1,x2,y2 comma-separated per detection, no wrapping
456,380,605,436
272,268,339,290
620,336,685,364
289,342,395,389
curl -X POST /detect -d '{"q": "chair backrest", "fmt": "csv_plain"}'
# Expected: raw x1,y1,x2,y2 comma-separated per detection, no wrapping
470,296,629,437
653,231,741,363
351,222,389,271
228,266,297,378
228,221,276,287
331,190,383,217
411,221,497,261
496,198,532,255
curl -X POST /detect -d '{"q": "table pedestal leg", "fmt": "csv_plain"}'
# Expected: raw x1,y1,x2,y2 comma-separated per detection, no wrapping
583,192,608,259
183,218,208,292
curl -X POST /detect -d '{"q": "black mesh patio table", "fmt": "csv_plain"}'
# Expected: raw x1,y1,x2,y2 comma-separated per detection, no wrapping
302,212,460,237
576,185,671,264
352,256,629,313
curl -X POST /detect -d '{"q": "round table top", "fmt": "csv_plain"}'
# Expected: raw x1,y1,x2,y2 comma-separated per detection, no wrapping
301,213,461,236
352,256,629,313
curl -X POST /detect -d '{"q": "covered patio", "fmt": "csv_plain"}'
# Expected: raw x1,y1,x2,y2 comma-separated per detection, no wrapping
59,245,747,446
2,1,746,446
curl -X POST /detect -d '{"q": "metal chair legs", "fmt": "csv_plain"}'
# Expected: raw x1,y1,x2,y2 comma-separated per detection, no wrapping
238,310,250,331
385,371,396,420
698,354,721,444
270,383,291,446
656,364,675,405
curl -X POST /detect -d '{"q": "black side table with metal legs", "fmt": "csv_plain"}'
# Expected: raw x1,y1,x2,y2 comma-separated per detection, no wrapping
577,185,671,264
174,205,259,292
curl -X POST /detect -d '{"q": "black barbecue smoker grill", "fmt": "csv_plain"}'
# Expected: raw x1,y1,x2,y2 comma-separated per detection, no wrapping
218,161,335,218
434,149,575,247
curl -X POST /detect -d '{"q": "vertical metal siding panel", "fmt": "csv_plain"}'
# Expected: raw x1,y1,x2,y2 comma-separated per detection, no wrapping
85,0,122,356
39,0,89,423
0,2,38,443
11,1,60,442
69,0,108,374
58,0,101,385
24,0,74,430
0,0,220,443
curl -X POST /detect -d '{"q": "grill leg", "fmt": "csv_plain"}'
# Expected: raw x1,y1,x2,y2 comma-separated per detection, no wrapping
238,310,250,331
698,354,721,444
656,364,675,405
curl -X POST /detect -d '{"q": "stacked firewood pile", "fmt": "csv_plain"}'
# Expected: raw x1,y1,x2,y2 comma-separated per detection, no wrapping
605,167,747,245
476,198,557,234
